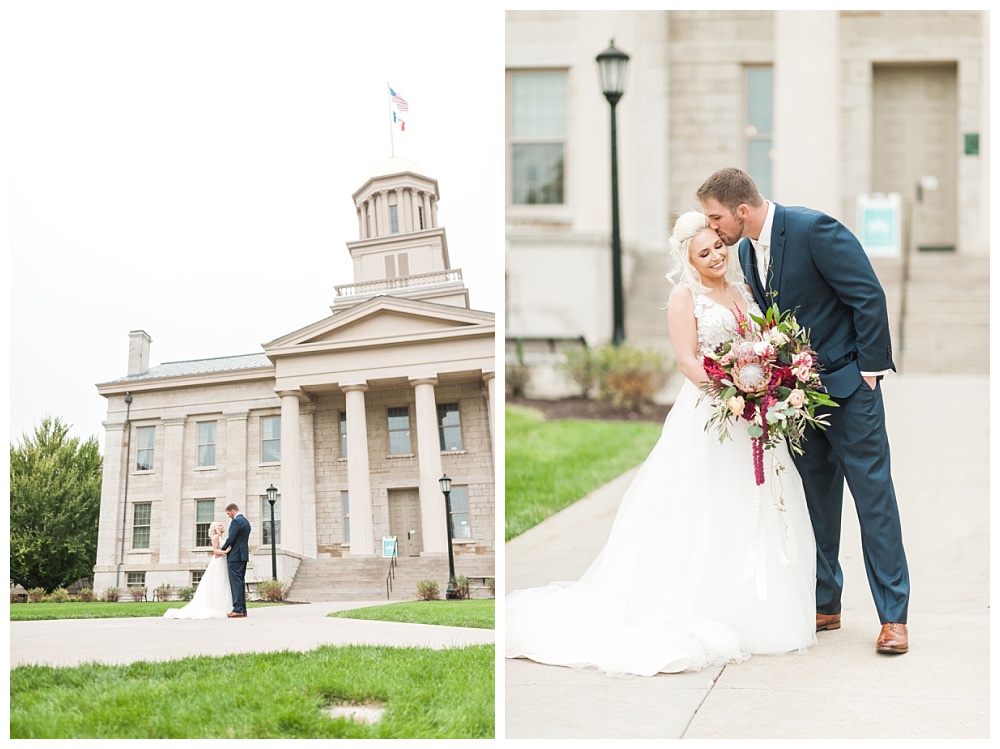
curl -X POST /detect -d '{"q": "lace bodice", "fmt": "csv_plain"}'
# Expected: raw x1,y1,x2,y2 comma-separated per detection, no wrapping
691,284,762,354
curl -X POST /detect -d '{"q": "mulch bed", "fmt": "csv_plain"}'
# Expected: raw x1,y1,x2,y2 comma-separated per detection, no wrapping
507,396,671,424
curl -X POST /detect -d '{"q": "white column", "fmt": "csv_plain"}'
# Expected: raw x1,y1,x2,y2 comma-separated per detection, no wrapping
430,195,438,227
278,391,303,555
402,187,414,232
483,371,495,452
343,384,375,555
379,189,390,238
159,416,186,564
422,192,432,229
774,11,839,213
96,420,127,569
224,410,248,517
411,377,447,554
412,190,423,230
299,403,318,558
356,206,364,240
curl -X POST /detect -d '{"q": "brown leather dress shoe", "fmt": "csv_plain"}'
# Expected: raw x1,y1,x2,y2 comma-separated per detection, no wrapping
816,612,841,632
876,622,908,654
227,612,247,618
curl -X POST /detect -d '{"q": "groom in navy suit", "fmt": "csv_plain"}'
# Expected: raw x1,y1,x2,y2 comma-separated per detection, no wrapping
221,503,252,618
697,167,910,654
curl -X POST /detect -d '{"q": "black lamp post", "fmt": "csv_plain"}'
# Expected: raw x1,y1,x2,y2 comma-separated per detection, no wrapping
266,484,278,582
439,474,457,600
596,39,630,347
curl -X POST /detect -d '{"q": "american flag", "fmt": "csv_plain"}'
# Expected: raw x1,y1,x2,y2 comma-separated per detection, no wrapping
389,87,408,112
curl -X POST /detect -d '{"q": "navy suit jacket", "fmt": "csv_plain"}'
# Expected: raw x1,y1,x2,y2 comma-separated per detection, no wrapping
739,203,895,399
222,514,251,563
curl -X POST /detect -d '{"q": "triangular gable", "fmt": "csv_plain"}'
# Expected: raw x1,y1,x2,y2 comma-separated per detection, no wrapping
263,296,493,353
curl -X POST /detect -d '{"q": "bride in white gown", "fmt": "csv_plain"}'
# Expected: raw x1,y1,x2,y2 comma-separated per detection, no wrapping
164,521,233,619
505,212,817,676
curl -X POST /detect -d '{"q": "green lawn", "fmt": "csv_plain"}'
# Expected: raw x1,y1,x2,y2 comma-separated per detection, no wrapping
10,598,494,738
505,405,662,540
331,599,494,629
10,600,277,621
10,644,493,739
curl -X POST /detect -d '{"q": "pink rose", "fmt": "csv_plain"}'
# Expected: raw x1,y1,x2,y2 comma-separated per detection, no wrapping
787,388,805,408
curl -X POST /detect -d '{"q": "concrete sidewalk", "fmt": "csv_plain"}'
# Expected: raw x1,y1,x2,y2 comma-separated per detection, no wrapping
504,374,990,739
10,600,494,670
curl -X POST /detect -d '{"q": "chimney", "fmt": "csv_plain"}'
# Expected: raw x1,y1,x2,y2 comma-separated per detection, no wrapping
128,330,152,376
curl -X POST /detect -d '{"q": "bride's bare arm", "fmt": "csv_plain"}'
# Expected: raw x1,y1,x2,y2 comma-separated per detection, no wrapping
667,286,708,386
212,535,228,557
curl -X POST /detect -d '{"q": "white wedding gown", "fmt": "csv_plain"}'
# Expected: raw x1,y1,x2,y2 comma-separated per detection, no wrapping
163,552,233,619
505,285,817,676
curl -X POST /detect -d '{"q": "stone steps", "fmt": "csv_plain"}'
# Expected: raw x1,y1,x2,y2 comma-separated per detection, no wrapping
286,555,495,602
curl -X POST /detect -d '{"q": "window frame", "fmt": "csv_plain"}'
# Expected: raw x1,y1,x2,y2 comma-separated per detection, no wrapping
448,485,472,540
197,421,217,467
507,69,568,207
195,499,215,548
261,415,281,464
136,425,155,471
132,502,151,550
260,493,281,546
387,406,412,455
437,402,463,451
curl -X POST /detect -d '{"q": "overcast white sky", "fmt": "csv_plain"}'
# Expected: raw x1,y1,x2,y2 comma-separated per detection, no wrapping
8,2,503,448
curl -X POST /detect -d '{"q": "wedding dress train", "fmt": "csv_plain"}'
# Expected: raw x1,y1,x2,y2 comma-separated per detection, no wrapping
505,286,817,676
163,553,232,620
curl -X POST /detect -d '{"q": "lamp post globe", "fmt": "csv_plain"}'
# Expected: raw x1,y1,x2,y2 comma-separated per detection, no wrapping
439,474,457,600
596,39,630,347
266,484,278,582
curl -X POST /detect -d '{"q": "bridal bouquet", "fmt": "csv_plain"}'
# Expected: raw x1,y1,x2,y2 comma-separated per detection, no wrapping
700,304,838,486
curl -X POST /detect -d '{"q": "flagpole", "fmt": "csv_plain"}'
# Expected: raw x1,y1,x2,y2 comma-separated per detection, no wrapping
387,82,394,157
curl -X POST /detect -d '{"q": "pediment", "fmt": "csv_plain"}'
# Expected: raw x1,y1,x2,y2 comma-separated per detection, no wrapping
264,296,493,355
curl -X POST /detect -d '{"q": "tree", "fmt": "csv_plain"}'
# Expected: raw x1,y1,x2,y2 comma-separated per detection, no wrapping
10,416,103,591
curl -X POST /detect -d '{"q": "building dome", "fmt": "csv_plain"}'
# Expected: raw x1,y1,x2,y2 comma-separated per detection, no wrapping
366,156,426,179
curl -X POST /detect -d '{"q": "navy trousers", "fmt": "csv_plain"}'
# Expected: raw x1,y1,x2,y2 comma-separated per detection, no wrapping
228,560,247,614
792,380,910,624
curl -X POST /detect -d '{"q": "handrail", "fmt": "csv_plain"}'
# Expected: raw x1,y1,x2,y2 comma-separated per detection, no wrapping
385,555,397,600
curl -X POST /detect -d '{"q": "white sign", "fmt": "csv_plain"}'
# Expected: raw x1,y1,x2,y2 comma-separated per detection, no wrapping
857,193,902,258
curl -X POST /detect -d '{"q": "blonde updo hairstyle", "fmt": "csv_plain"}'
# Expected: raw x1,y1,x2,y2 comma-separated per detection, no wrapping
210,521,225,538
666,211,715,294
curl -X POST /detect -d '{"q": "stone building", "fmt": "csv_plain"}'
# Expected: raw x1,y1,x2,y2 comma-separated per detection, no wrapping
505,10,989,379
93,157,496,600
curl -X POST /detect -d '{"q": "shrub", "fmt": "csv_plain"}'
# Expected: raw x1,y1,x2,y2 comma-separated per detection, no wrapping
255,579,288,603
27,587,46,603
416,580,440,601
506,339,530,398
78,587,95,603
49,587,71,603
486,577,496,598
128,586,147,602
595,344,669,412
177,586,196,602
154,583,174,602
558,345,599,398
102,587,123,603
451,575,471,600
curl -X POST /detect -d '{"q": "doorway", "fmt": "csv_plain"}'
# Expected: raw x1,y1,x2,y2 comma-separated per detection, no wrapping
388,488,422,557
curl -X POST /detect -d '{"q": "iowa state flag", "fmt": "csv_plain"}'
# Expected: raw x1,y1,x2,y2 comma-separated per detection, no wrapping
389,86,407,130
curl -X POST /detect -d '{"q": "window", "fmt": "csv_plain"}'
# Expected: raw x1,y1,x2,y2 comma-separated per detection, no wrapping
127,571,146,588
195,500,215,547
385,255,397,278
745,66,774,200
339,411,348,458
192,569,205,586
388,406,411,454
417,206,424,230
437,402,463,451
342,492,350,544
448,486,471,540
389,204,399,233
261,494,281,545
510,71,566,205
261,415,281,463
197,421,216,467
136,426,155,471
397,253,409,276
132,503,151,549
384,253,410,279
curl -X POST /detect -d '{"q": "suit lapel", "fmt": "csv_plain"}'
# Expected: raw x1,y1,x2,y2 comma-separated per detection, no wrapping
767,203,786,307
741,237,767,309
